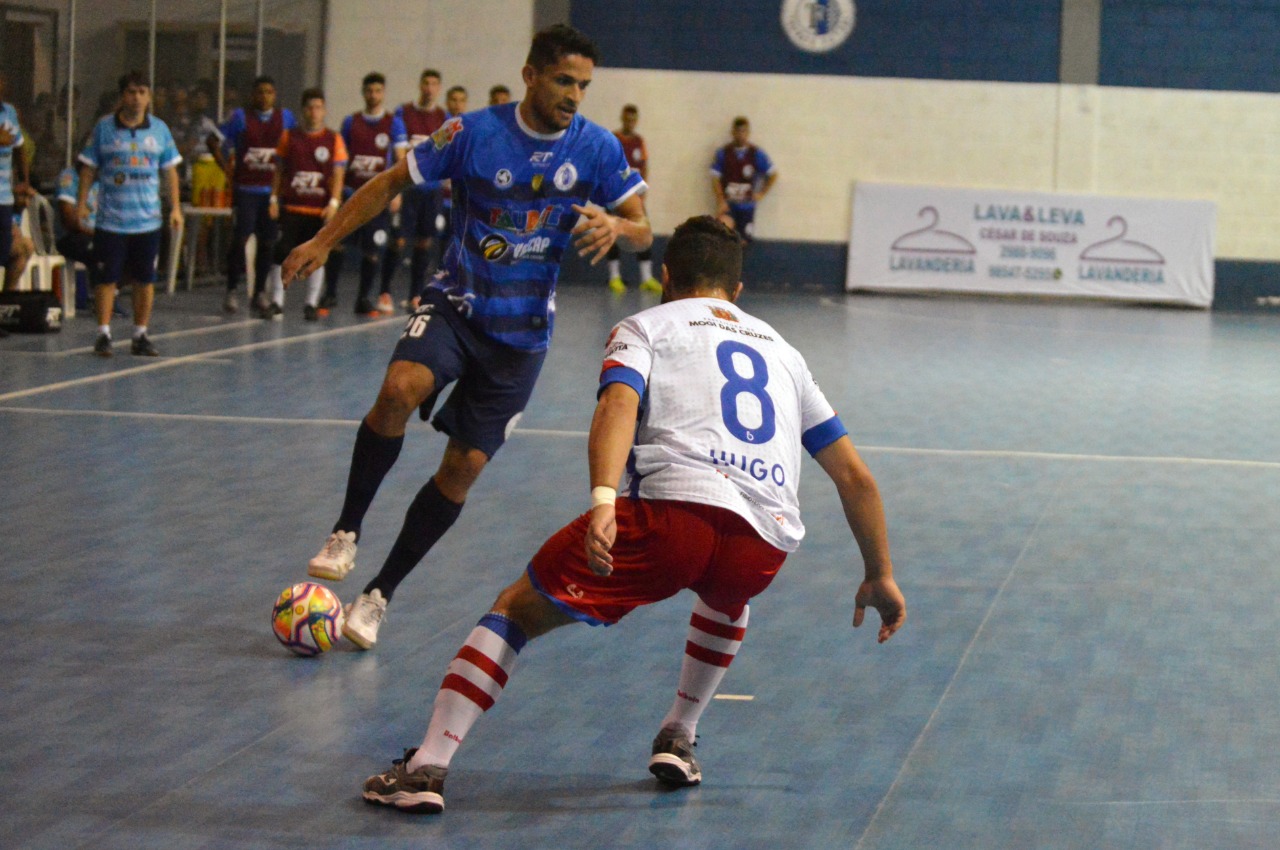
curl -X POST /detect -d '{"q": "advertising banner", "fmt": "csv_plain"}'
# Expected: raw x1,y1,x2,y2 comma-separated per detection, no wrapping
847,182,1217,307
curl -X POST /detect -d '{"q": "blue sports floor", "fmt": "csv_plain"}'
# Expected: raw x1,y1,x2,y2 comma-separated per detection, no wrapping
3,282,1279,849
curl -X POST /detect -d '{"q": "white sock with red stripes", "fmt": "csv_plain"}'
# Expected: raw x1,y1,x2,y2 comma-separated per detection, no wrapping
659,599,749,740
408,613,527,771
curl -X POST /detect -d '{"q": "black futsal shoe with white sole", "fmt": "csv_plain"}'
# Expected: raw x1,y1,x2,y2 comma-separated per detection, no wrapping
648,727,702,787
362,748,447,814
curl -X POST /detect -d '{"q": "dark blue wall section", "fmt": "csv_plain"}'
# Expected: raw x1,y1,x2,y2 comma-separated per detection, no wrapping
571,0,1061,83
1100,1,1280,92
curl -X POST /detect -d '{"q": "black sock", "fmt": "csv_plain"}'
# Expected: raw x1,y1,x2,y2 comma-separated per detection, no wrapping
382,244,401,294
363,477,463,601
324,250,345,301
334,420,404,538
410,246,431,301
358,255,378,302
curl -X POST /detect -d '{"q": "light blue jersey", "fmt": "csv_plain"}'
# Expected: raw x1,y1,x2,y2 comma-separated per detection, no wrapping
0,102,25,206
56,167,98,231
79,113,182,234
407,103,646,351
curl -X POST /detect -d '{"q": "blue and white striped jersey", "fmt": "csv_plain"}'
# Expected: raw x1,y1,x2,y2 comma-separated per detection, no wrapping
79,113,181,234
408,102,646,351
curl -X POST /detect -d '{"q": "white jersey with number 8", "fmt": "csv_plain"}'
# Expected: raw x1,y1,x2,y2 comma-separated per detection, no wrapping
599,297,847,552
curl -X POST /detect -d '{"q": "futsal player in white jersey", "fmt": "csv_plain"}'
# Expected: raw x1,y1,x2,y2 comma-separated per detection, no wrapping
361,215,906,815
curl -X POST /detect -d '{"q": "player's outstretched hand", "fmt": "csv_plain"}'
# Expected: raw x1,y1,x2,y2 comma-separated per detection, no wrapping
853,576,906,643
282,238,330,287
585,504,617,576
571,203,619,266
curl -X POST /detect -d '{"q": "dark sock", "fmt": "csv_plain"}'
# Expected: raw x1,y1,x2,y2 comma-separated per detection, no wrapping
358,255,378,302
334,420,404,538
381,244,401,294
363,477,463,601
410,246,431,301
324,250,345,301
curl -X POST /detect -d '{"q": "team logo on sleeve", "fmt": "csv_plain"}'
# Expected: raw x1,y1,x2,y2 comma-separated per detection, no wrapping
431,117,463,150
553,162,578,191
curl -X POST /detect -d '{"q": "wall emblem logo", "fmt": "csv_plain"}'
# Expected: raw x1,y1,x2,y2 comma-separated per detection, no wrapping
780,0,856,53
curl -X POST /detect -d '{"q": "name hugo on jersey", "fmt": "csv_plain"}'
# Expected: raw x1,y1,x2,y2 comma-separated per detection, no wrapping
706,447,786,487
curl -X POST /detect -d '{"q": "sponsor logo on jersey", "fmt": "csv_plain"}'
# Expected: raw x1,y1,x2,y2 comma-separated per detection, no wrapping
530,151,553,164
431,117,463,150
531,174,544,192
113,172,126,186
351,154,385,175
488,206,562,234
479,233,510,261
479,232,552,264
553,162,577,191
709,306,738,322
291,171,324,194
245,146,275,167
780,0,856,53
494,168,512,188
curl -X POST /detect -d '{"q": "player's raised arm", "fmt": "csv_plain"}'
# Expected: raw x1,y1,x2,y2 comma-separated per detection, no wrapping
813,435,906,643
281,157,412,283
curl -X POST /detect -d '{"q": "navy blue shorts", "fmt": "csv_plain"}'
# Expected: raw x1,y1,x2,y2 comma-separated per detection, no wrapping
399,188,441,241
390,289,546,458
93,229,162,285
728,205,756,242
0,205,12,265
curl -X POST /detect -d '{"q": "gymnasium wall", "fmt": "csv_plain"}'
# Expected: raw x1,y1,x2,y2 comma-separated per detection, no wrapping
322,0,532,123
320,0,1280,300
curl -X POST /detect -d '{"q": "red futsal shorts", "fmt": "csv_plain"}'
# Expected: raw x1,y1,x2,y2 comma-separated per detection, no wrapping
527,498,787,626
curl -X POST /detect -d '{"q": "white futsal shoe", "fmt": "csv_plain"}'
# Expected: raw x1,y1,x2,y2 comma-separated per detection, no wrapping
343,589,388,649
307,530,357,580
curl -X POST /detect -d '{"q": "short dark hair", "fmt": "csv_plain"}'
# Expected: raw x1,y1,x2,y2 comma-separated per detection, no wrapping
663,216,743,297
362,72,386,89
489,84,510,97
526,24,600,70
732,116,750,129
253,75,276,89
118,70,150,94
301,87,325,105
447,85,467,98
421,69,441,82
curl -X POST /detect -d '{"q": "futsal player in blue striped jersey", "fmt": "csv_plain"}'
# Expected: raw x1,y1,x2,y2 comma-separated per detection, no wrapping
283,25,652,649
78,71,183,357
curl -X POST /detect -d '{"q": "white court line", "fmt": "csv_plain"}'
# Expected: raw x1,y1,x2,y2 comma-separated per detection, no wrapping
0,318,398,404
1,405,1279,471
50,319,265,357
714,694,755,701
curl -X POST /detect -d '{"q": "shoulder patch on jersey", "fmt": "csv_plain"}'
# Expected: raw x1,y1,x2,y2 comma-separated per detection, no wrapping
709,306,738,322
432,117,463,150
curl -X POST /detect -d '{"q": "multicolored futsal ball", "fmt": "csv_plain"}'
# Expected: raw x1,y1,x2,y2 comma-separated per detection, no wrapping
272,582,344,656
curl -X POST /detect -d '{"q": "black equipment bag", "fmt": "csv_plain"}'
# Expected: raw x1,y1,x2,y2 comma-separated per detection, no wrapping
0,291,63,333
